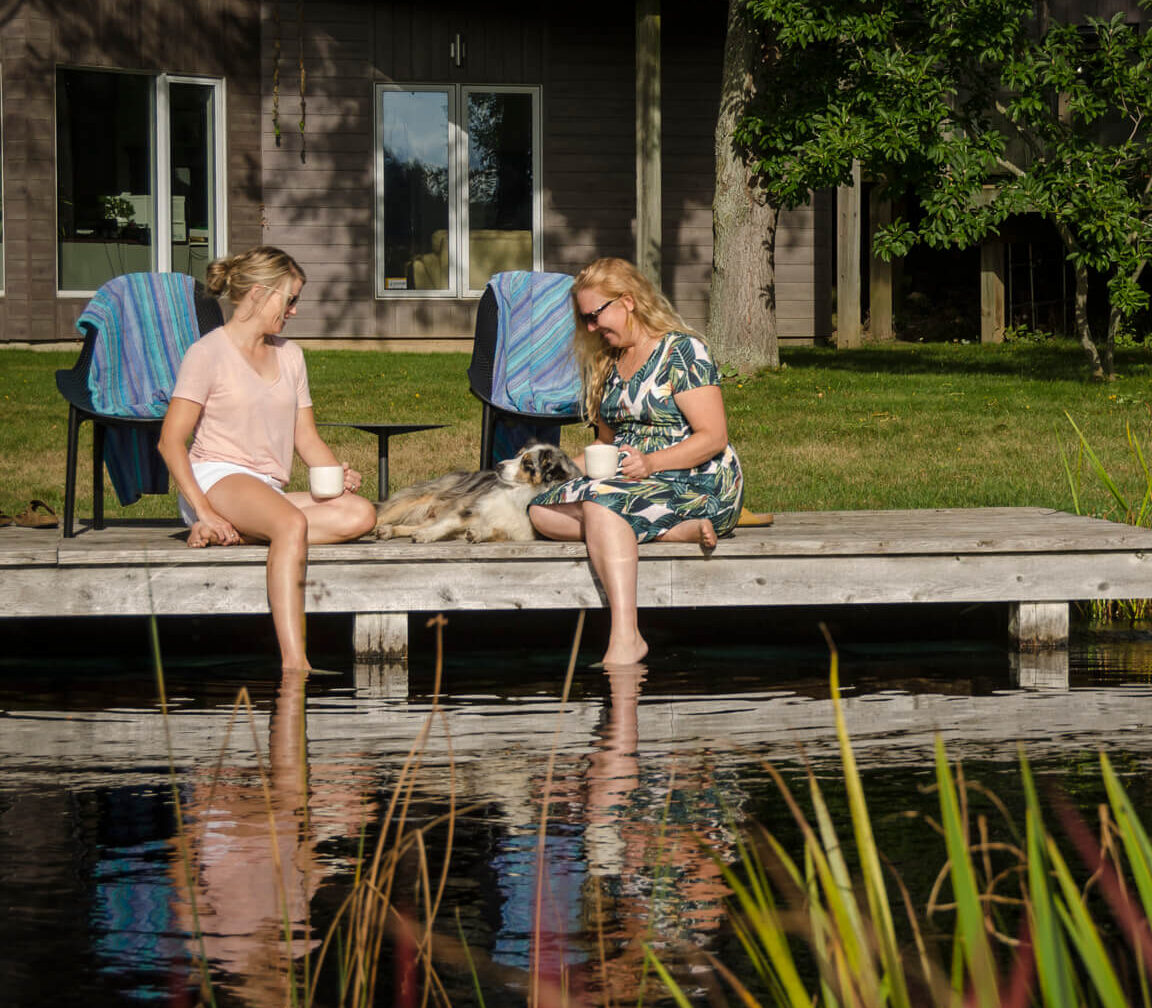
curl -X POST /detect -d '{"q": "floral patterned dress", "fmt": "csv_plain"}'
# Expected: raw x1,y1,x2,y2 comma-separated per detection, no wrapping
531,332,744,542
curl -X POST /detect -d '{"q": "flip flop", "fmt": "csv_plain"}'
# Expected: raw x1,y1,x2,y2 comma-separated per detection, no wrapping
14,499,59,528
737,506,774,527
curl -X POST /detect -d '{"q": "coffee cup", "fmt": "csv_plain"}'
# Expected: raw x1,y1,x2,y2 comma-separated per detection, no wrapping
583,443,620,480
309,465,345,499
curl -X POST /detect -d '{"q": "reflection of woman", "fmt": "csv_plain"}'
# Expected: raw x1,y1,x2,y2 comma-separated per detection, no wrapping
576,665,735,1004
171,669,317,1005
529,258,744,666
158,246,376,671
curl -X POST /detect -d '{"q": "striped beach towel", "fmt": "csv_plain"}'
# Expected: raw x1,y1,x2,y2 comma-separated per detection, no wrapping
82,272,201,417
78,272,203,505
489,271,580,416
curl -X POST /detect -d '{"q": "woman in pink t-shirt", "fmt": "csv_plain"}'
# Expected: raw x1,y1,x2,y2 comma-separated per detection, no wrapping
159,246,376,672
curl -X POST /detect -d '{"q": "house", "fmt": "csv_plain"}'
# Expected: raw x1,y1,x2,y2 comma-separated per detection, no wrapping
0,0,833,351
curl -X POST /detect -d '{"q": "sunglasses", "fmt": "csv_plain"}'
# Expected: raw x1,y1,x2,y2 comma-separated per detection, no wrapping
578,296,619,327
257,283,301,309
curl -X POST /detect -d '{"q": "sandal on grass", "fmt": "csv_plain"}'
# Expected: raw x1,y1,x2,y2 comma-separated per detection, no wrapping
14,500,59,528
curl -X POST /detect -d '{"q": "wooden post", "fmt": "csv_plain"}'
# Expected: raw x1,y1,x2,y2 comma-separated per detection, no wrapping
981,240,1006,343
1008,601,1068,651
353,612,408,662
868,187,893,341
836,161,862,347
636,0,661,285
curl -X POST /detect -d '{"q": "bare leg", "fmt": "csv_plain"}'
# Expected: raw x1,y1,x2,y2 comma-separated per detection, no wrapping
582,502,648,666
529,502,586,541
283,490,377,544
208,475,312,671
659,517,717,549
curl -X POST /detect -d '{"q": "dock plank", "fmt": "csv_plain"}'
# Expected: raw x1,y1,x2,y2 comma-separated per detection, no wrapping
4,508,1152,659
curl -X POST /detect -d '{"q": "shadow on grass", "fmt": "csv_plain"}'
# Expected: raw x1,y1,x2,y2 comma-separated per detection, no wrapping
778,339,1152,382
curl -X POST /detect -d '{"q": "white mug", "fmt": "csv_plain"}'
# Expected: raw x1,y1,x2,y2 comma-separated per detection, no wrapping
583,443,620,480
309,465,345,499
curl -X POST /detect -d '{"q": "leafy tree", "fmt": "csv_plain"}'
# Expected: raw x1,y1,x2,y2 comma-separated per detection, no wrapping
737,0,1152,379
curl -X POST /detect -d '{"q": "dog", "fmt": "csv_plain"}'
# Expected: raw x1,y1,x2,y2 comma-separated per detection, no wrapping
372,442,580,543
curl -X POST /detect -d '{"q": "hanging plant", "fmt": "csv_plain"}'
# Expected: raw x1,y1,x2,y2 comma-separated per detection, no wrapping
271,0,282,146
297,0,307,162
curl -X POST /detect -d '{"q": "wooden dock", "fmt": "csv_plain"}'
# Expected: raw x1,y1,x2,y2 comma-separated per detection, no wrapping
3,507,1151,662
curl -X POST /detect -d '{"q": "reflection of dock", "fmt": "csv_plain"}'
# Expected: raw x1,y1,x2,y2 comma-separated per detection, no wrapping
4,683,1152,787
3,508,1152,665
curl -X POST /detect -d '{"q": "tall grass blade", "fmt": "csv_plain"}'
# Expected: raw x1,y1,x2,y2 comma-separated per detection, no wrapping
1046,835,1130,1007
822,624,911,1008
933,737,1000,1008
1065,411,1132,515
1019,752,1078,1007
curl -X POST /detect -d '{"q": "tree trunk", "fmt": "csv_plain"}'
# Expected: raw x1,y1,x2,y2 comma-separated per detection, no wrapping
1055,219,1110,379
709,0,778,373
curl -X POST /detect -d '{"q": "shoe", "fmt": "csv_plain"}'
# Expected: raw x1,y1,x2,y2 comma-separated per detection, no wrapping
14,500,59,528
737,506,774,527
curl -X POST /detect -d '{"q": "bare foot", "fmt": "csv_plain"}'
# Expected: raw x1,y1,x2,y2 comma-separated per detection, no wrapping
661,518,717,550
602,634,648,667
186,521,213,548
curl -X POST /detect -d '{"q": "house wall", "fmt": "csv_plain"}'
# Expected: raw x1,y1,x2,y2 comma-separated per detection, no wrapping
0,0,263,345
259,0,833,347
1,0,832,346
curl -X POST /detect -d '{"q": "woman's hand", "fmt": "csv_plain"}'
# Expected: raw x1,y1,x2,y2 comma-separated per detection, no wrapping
618,444,653,479
195,507,242,546
342,464,363,494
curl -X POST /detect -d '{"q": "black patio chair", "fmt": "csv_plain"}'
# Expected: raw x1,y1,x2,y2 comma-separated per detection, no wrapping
55,272,223,537
467,271,586,470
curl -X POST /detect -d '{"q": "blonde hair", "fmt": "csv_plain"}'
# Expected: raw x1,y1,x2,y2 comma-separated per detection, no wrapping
206,246,306,321
571,257,698,422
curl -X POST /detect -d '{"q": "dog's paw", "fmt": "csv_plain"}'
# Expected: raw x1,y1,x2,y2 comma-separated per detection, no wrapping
464,528,481,543
372,523,395,541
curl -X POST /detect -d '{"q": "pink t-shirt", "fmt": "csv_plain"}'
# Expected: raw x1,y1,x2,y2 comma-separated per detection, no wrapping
172,327,313,487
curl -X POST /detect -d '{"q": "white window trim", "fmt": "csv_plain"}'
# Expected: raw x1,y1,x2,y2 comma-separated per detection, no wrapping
374,83,542,299
56,70,227,296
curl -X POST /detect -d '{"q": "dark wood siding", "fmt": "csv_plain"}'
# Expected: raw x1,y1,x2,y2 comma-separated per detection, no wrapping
0,0,262,344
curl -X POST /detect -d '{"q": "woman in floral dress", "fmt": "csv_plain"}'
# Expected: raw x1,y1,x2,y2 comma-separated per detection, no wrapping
530,258,744,666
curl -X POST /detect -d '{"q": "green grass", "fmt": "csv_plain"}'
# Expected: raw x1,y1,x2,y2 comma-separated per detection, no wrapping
4,337,1152,522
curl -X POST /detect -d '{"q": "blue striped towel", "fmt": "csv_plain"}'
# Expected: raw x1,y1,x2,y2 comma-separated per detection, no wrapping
489,271,580,416
78,272,202,505
82,272,201,418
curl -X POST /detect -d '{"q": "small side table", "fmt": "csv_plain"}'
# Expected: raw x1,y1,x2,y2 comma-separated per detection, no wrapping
318,422,446,500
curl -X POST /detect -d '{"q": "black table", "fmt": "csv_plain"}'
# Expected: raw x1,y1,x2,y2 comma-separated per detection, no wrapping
318,422,446,500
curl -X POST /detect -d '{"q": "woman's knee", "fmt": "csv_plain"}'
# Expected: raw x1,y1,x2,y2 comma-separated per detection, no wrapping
339,494,377,539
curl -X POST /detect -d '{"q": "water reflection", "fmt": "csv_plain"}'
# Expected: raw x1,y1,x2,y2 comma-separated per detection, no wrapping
576,664,735,1003
171,669,341,1005
5,635,1152,1006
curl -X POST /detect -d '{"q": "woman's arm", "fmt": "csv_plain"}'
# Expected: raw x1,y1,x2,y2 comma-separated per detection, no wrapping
618,385,729,479
158,397,239,541
293,407,363,492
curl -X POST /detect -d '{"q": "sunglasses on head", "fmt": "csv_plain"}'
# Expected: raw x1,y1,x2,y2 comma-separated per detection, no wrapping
578,296,619,326
257,283,301,309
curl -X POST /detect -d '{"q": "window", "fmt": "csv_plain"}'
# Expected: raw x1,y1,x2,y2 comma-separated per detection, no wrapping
56,69,225,293
0,79,5,294
375,84,540,297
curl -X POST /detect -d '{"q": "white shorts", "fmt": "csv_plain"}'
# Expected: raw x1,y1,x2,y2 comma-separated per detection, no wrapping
178,461,286,526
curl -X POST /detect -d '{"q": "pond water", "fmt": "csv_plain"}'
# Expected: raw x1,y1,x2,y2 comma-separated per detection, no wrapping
3,607,1152,1007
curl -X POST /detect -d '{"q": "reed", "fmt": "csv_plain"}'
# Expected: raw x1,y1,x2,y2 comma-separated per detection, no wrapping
653,627,1152,1007
1061,409,1152,620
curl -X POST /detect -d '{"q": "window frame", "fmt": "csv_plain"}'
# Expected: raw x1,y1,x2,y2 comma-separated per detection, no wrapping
55,68,227,296
373,82,542,299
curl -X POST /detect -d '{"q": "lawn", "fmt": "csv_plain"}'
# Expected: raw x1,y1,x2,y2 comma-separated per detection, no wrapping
3,337,1152,524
